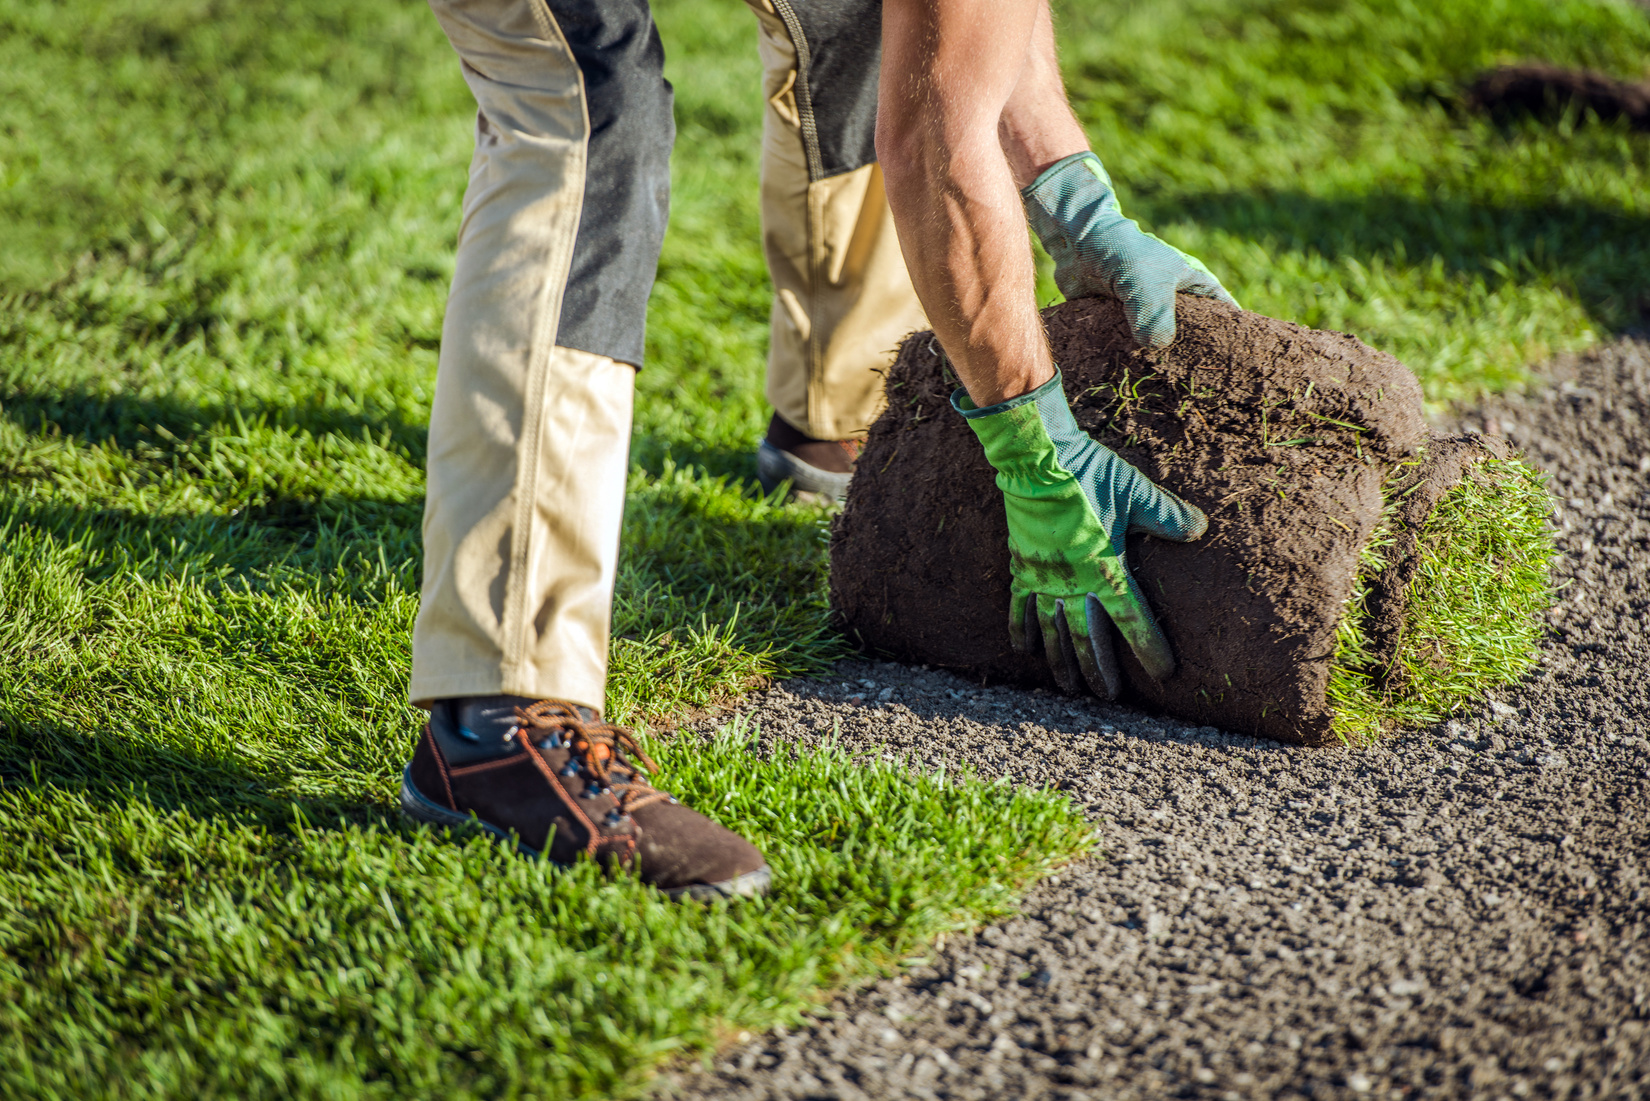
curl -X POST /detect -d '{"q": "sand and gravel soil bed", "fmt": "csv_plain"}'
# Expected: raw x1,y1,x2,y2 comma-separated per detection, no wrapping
665,337,1650,1100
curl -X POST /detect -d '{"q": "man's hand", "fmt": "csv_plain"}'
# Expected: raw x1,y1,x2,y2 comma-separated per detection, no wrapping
1023,152,1238,349
955,372,1206,697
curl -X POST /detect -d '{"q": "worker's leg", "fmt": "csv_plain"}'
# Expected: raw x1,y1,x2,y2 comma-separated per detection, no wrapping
412,0,670,713
743,0,927,498
406,0,768,897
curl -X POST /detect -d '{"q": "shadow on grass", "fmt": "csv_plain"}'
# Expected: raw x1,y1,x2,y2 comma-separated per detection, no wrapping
0,379,431,464
1167,191,1650,327
0,493,424,587
0,709,395,832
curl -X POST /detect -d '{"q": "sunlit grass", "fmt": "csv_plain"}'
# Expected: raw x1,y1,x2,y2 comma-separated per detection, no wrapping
0,0,1635,1091
1056,0,1650,404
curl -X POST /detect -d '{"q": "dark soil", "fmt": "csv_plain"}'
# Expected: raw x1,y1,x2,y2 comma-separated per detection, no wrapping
1468,63,1650,131
666,335,1650,1101
833,296,1431,745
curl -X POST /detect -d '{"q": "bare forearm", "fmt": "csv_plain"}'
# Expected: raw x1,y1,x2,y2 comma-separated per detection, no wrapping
997,2,1088,188
877,0,1053,407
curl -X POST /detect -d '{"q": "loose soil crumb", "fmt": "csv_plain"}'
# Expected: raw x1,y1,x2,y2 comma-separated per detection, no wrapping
665,337,1650,1100
1469,63,1650,131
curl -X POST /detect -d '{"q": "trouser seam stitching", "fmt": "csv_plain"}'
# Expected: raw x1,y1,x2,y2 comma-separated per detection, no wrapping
767,0,823,183
500,0,591,682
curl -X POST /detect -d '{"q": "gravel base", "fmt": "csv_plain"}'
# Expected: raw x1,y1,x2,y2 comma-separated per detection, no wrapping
666,337,1650,1101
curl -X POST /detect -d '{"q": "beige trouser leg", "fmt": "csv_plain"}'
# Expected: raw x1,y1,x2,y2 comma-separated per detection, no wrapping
411,0,633,713
744,0,928,443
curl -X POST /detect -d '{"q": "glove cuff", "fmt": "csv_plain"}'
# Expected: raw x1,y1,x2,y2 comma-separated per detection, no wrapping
1020,152,1116,251
954,371,1095,485
949,370,1063,420
1020,150,1112,203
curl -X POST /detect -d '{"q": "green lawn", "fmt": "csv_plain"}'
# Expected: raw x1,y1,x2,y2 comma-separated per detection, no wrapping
1,0,1646,1096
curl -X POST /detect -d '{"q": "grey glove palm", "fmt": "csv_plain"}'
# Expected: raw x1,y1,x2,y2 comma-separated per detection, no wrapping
1023,151,1237,349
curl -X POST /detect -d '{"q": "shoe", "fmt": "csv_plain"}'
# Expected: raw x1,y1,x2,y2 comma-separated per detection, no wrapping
401,697,772,900
756,412,861,502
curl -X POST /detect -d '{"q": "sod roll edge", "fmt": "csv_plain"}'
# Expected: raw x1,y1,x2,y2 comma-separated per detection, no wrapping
831,296,1554,746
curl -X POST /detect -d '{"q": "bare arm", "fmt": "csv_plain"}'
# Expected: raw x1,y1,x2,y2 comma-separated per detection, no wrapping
998,3,1089,188
876,0,1086,407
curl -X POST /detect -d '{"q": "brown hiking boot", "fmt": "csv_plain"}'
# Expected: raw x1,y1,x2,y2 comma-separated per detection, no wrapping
401,697,771,900
756,411,862,502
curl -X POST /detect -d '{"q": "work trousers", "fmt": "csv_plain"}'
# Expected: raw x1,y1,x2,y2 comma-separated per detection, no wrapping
409,0,924,711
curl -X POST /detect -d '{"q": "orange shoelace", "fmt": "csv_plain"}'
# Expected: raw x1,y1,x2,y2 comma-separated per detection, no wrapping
511,699,673,818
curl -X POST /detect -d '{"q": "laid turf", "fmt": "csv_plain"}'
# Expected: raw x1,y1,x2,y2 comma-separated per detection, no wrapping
0,0,1642,1095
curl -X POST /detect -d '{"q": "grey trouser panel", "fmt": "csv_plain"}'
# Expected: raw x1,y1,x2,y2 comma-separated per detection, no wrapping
763,0,882,180
550,0,673,367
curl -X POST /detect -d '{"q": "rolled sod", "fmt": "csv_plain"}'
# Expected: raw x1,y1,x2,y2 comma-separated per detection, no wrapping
830,297,1553,746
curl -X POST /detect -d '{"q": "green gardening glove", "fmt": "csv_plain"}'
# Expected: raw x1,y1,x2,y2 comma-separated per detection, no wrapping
1023,151,1238,349
954,372,1208,698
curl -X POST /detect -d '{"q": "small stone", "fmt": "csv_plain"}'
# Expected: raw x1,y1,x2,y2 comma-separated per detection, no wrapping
1388,978,1425,996
1347,1072,1373,1092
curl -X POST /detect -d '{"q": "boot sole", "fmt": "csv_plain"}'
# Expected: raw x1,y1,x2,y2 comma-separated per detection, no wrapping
399,767,772,901
756,440,852,503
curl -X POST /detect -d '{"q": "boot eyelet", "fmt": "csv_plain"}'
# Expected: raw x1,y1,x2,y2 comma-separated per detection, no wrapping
560,761,580,777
